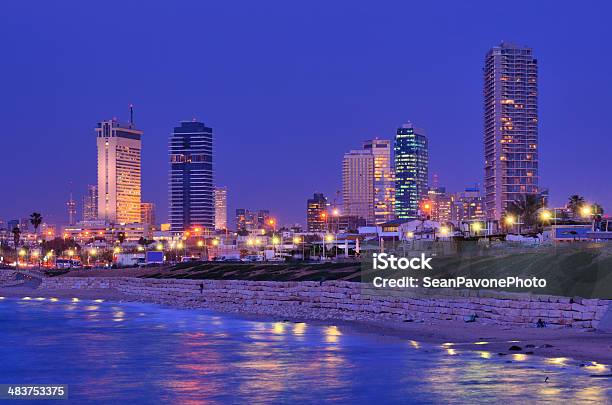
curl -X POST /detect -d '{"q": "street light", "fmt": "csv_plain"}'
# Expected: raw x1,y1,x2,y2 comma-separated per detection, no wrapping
540,210,552,221
439,226,450,236
156,243,163,251
580,205,593,218
504,215,515,226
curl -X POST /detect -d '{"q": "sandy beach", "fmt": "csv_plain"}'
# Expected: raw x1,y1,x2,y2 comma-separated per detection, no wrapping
2,281,612,367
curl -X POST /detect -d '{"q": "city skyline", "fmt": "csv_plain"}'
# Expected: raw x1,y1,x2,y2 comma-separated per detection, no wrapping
2,2,612,226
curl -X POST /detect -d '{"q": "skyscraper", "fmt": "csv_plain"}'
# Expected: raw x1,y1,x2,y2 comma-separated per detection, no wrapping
394,122,428,220
66,193,77,226
214,186,227,230
140,202,156,228
168,121,214,233
96,119,143,224
307,193,328,232
342,150,374,224
82,184,98,221
484,42,538,221
363,139,395,224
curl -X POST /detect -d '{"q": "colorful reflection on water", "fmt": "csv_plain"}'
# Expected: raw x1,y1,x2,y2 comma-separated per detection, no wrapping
0,298,610,404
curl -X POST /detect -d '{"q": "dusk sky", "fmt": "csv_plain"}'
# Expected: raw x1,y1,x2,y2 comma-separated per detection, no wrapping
1,1,611,227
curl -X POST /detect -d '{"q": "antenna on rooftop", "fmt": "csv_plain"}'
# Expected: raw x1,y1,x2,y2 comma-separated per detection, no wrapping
129,104,134,128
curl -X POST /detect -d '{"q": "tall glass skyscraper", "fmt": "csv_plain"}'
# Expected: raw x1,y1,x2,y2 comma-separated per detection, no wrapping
82,184,98,221
168,121,214,233
394,122,428,220
484,42,538,220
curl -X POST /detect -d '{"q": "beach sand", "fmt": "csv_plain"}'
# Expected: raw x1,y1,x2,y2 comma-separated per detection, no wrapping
2,282,611,366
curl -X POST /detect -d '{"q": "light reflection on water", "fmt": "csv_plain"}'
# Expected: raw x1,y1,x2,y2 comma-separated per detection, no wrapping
0,299,610,404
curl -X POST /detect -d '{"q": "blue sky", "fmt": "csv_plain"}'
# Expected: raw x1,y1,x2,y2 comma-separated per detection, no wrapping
1,1,611,226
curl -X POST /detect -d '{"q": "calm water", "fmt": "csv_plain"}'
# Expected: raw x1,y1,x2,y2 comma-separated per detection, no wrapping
0,297,610,404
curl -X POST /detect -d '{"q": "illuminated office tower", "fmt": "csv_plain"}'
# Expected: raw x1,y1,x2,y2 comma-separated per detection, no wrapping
363,139,395,224
307,193,328,232
82,184,98,221
484,42,538,220
394,122,428,220
342,150,374,224
169,121,214,233
140,202,156,228
214,186,227,230
96,117,143,224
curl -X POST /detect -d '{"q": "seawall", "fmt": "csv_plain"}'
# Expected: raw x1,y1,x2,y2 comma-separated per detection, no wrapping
38,276,611,329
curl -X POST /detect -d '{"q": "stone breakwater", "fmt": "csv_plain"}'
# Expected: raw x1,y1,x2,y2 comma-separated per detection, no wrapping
0,270,25,287
37,276,612,330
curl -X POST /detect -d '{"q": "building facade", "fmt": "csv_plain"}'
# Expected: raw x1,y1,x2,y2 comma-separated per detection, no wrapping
96,119,143,224
82,184,98,221
363,139,395,225
307,193,328,232
140,202,156,228
451,186,485,223
214,186,227,230
235,209,270,232
427,187,452,223
342,150,374,225
168,121,214,233
484,42,539,221
394,122,428,220
67,193,77,226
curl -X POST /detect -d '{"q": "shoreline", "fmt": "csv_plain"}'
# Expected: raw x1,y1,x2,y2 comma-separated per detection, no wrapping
2,284,612,366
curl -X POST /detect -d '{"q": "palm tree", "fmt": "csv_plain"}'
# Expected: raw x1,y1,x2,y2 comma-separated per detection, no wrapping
567,195,585,217
12,226,21,248
593,203,604,216
30,212,43,235
506,194,544,232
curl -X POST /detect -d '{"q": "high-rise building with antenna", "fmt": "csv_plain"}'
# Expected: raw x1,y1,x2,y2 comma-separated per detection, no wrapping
96,107,143,224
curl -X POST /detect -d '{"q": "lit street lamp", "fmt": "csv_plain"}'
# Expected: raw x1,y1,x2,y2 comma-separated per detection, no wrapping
580,205,593,218
504,215,515,234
